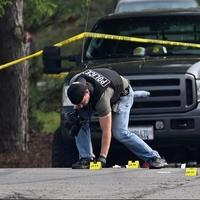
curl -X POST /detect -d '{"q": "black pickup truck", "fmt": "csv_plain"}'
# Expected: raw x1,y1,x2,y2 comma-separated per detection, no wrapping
43,9,200,167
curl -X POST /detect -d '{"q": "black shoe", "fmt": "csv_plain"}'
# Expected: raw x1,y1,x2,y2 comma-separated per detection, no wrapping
148,157,168,169
72,157,93,169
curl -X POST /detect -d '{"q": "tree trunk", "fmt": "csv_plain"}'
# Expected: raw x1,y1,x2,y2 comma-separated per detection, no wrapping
0,0,29,152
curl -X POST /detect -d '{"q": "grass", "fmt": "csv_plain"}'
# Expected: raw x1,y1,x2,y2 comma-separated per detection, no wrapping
35,110,60,134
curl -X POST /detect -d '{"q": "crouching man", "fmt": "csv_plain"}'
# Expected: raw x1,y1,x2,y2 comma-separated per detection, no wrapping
67,68,168,169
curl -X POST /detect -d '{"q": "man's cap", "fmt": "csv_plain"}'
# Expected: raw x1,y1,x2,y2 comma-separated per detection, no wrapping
67,78,87,105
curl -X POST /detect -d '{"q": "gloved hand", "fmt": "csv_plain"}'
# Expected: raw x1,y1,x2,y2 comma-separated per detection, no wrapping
97,155,107,168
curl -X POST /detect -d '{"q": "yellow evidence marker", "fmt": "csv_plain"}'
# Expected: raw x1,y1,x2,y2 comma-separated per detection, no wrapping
127,160,140,169
89,161,102,170
185,168,198,176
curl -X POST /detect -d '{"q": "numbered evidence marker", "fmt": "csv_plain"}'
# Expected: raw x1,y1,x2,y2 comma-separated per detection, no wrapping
185,168,198,176
127,160,140,169
89,161,102,170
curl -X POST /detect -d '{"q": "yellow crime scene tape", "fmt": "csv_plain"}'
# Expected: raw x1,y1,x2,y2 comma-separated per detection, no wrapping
1,31,200,72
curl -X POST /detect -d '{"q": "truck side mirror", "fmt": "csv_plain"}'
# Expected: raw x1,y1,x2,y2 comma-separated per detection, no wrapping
42,46,62,74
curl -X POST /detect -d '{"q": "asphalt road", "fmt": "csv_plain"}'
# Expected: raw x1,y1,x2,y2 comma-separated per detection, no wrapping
0,167,199,199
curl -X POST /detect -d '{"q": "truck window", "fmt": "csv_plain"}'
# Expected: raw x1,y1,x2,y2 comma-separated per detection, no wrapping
84,15,200,60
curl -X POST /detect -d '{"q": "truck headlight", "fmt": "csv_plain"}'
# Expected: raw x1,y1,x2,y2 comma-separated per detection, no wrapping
62,85,73,106
196,80,200,102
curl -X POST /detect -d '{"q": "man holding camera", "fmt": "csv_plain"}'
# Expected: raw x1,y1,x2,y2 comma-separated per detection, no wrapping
67,68,168,169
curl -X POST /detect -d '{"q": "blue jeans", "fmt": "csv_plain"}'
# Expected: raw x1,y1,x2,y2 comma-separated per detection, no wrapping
75,86,160,162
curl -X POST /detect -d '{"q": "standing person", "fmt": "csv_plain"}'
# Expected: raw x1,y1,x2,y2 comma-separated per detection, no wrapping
67,68,168,169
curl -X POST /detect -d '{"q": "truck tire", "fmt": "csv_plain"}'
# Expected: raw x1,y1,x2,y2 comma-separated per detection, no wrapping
52,127,78,167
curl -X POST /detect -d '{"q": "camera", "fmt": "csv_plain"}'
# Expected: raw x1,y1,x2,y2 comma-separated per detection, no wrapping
65,110,88,137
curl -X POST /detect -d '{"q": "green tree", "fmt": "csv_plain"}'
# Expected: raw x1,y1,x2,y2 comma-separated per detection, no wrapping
24,0,58,29
0,0,12,16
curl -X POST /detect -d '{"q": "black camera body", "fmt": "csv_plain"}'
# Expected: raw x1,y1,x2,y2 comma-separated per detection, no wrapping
65,110,88,137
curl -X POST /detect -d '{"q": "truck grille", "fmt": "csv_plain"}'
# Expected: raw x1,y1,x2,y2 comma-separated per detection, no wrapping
127,74,196,114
